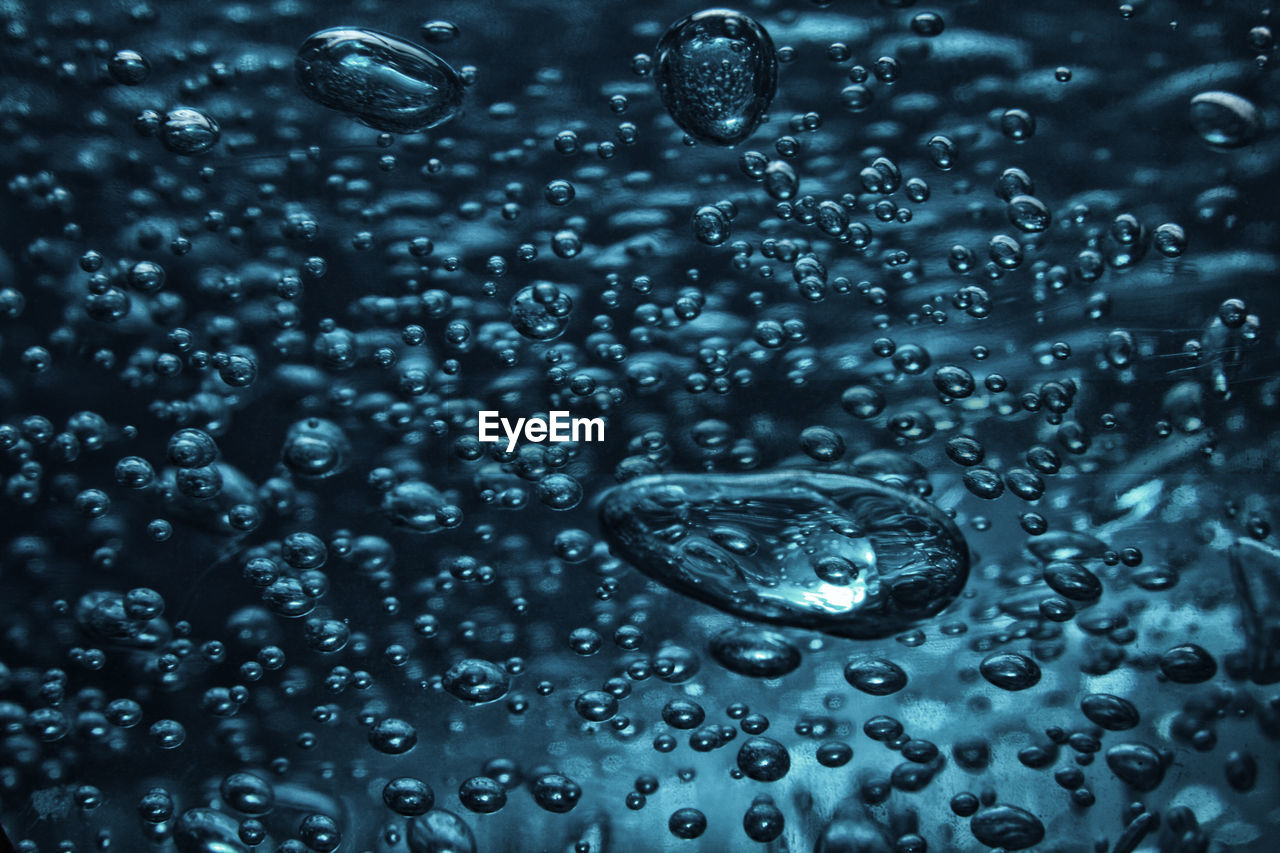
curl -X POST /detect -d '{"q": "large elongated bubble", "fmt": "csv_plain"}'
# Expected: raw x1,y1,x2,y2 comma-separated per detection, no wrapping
1230,536,1280,684
654,9,777,146
599,471,969,639
295,28,463,133
172,808,249,853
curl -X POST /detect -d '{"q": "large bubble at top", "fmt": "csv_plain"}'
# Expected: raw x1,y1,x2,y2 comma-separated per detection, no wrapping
295,27,463,134
599,471,969,639
654,9,778,146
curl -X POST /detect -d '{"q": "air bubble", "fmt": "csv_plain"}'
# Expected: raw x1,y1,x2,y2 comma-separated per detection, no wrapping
160,108,219,155
655,10,778,145
600,472,969,639
295,28,463,133
442,659,511,704
1189,91,1262,149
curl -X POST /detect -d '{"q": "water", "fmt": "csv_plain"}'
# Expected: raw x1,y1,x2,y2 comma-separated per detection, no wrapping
0,0,1278,851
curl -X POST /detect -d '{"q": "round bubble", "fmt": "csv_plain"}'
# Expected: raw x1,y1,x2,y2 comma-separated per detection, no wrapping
160,108,220,155
442,658,511,704
655,10,778,145
1189,91,1262,149
509,284,573,341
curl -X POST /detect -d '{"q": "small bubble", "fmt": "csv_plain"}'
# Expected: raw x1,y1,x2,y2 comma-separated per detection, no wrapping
160,108,219,155
108,49,150,85
1000,108,1037,141
910,12,945,36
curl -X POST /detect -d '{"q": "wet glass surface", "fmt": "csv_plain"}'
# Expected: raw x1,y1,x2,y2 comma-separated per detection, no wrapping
0,0,1278,850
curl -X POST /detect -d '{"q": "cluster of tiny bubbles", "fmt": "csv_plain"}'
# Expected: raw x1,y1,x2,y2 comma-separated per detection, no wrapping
0,0,1277,850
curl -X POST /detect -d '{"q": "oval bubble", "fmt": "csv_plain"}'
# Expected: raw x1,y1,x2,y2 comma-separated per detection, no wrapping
296,27,463,133
599,471,969,639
